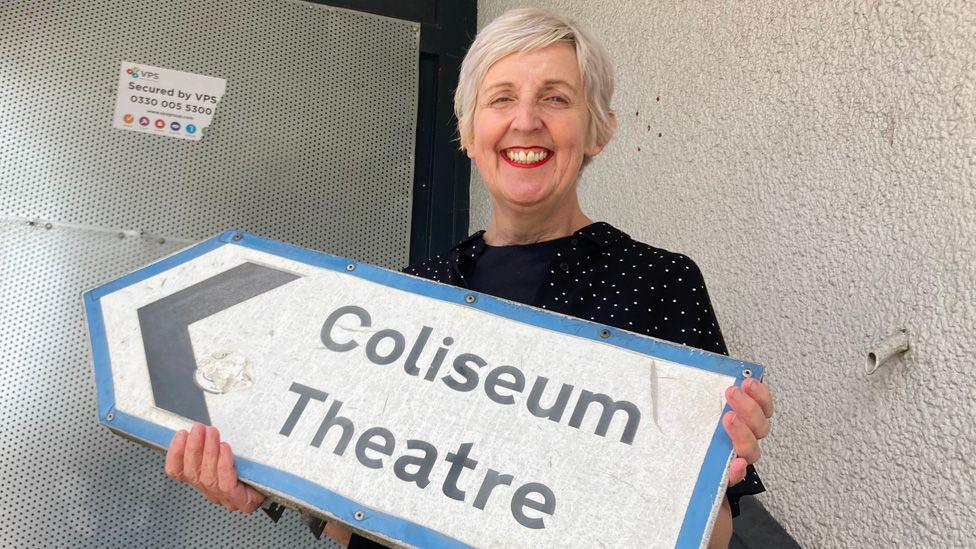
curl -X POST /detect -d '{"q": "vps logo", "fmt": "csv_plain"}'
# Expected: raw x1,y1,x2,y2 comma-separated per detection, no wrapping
126,66,160,80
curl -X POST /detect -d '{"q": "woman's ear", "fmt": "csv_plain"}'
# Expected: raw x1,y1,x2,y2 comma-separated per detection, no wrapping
585,110,617,157
462,126,476,159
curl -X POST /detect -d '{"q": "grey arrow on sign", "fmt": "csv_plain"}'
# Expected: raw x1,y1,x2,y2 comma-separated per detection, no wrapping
137,262,300,424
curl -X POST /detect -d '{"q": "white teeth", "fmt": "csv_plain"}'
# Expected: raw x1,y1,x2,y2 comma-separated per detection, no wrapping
506,149,549,164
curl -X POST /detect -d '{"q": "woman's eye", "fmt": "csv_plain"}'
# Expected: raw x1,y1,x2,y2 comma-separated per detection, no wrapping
490,97,513,106
544,96,569,105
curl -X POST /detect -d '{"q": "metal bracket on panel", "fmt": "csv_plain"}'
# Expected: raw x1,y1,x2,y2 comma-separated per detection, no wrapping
262,500,286,523
263,499,327,539
298,509,327,539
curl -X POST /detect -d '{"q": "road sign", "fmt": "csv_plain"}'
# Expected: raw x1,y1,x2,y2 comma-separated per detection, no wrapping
83,231,763,548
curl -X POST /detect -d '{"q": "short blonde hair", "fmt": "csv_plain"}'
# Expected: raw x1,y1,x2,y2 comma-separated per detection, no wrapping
454,8,615,155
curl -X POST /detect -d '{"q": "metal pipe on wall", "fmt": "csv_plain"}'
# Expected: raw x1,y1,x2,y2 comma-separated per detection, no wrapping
865,328,910,375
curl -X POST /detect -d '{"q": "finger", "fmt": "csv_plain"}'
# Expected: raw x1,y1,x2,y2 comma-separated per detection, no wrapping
216,443,241,511
165,430,188,480
220,442,265,513
240,484,265,513
198,426,221,491
217,442,239,494
182,423,206,484
722,411,761,464
725,386,770,439
728,456,748,486
744,378,774,418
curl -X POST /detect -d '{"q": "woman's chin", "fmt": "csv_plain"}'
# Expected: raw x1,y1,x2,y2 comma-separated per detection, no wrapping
492,179,554,209
498,190,550,210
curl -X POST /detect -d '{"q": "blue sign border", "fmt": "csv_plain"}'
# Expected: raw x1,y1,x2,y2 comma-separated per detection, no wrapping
84,230,763,549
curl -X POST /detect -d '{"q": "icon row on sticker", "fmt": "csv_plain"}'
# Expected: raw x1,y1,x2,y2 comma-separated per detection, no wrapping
122,113,204,135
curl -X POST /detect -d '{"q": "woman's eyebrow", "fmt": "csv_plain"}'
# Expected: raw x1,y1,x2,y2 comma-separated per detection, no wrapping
482,80,577,93
483,81,515,92
540,79,577,92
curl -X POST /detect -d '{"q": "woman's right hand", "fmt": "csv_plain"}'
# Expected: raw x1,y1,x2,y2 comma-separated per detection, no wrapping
164,423,265,513
165,424,355,545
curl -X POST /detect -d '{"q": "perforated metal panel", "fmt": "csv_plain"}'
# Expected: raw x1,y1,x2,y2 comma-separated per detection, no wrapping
0,220,341,547
0,0,419,546
0,0,419,269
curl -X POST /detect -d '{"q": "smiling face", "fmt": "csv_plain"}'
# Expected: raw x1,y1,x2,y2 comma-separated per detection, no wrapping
469,42,606,215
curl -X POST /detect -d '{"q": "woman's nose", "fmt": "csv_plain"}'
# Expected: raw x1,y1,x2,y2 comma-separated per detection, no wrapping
511,101,543,132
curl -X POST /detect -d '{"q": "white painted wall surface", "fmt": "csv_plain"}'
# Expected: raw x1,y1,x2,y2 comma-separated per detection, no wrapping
472,2,976,547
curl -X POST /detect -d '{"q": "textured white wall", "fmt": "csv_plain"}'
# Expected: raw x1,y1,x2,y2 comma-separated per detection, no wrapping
472,1,976,547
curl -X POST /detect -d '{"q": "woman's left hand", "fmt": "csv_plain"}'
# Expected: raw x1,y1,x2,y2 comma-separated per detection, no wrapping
722,378,774,485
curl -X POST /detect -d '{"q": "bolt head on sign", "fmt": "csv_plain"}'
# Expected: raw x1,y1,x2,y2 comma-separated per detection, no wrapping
83,231,762,548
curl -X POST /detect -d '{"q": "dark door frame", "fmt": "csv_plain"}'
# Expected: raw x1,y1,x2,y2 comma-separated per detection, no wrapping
309,0,477,265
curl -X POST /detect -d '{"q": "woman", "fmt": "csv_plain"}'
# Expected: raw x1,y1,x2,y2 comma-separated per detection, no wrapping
165,8,774,548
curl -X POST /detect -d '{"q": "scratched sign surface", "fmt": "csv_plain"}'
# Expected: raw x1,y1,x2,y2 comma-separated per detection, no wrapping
83,231,761,548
